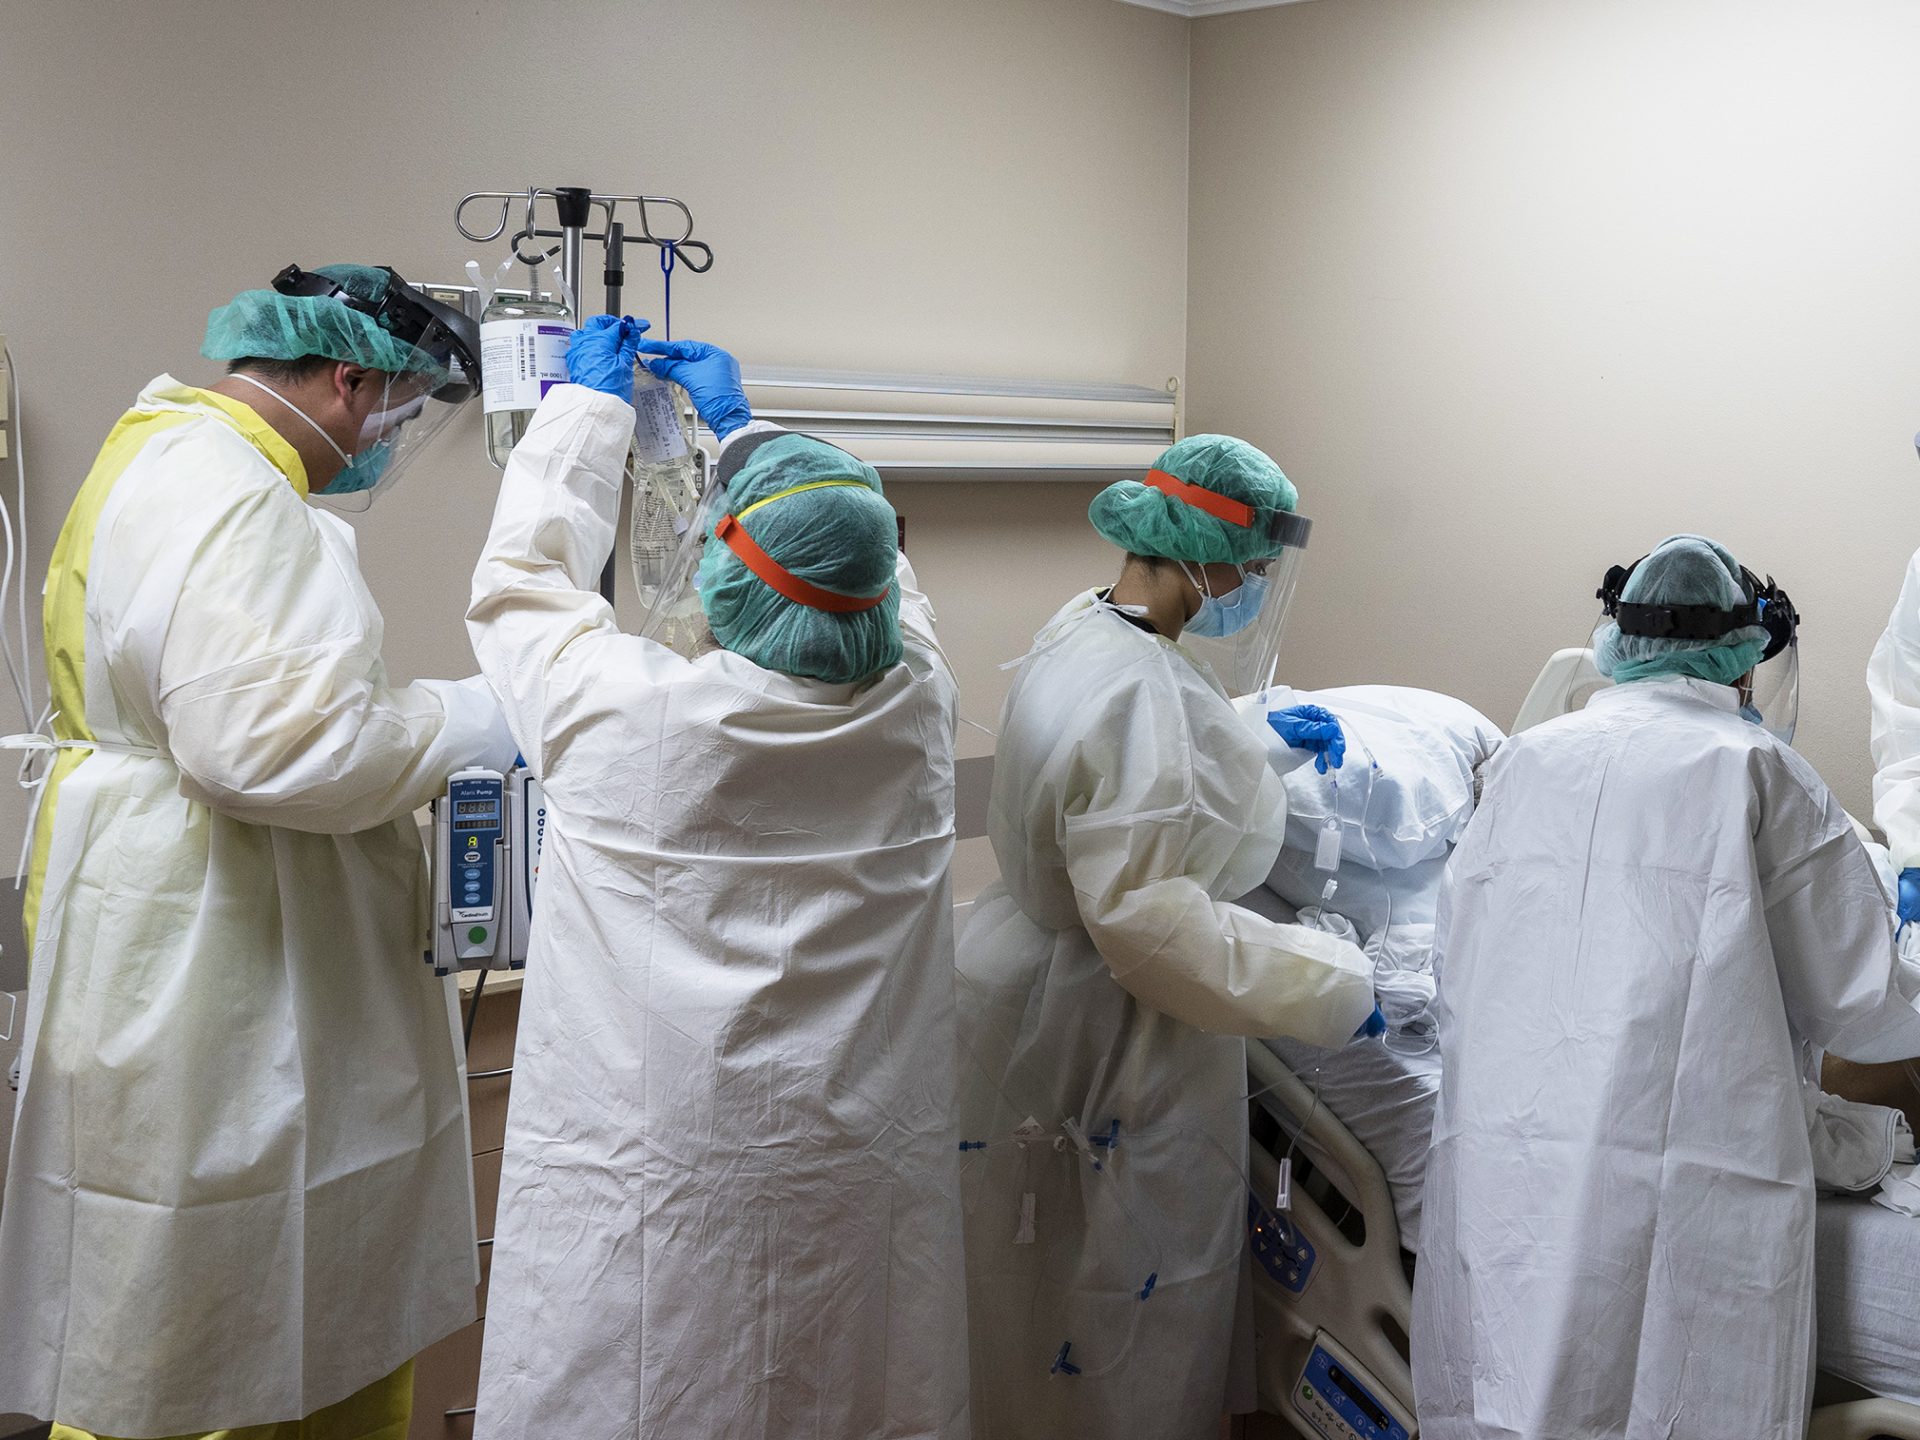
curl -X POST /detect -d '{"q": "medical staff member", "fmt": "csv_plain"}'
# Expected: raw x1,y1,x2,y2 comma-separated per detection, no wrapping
1415,535,1920,1440
955,436,1376,1440
0,265,518,1440
467,320,967,1439
1870,542,1920,932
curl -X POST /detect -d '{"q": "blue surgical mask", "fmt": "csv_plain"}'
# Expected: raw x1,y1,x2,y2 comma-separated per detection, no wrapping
1184,565,1269,639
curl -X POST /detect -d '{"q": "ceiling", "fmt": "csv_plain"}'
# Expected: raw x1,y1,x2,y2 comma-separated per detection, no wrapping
1113,0,1315,16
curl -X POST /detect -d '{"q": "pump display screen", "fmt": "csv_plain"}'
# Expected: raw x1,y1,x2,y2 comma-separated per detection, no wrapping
455,801,499,819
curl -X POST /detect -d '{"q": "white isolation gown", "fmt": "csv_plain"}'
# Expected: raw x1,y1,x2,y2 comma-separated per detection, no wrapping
1870,545,1920,867
466,386,967,1440
955,591,1374,1440
0,378,514,1435
1414,677,1920,1440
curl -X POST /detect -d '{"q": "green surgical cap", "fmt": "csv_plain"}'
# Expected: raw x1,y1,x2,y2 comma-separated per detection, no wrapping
202,263,441,378
1089,433,1299,565
1592,533,1768,685
701,433,903,685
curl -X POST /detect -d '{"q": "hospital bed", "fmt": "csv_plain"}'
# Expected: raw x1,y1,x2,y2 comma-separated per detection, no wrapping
1246,1035,1920,1439
1243,654,1920,1440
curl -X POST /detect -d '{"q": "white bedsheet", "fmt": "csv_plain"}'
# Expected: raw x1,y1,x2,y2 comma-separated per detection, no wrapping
1264,1032,1440,1252
1817,1196,1920,1403
1258,1038,1920,1398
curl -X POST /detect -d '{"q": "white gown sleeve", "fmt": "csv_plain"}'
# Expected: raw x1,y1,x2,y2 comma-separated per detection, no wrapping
467,383,668,779
894,551,954,684
1764,749,1920,1062
147,463,516,834
1869,547,1920,869
1060,668,1375,1047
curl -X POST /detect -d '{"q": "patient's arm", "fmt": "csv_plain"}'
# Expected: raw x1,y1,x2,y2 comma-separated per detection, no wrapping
1822,1055,1920,1140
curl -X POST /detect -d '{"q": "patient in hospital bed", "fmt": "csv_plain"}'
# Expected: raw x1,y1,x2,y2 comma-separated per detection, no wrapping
1234,682,1920,1404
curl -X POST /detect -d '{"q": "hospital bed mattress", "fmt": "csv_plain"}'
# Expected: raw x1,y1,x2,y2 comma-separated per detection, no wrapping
1817,1196,1920,1404
1263,1032,1439,1252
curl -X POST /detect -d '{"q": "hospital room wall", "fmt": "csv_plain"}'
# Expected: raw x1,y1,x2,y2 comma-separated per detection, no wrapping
1185,0,1920,824
0,0,1191,959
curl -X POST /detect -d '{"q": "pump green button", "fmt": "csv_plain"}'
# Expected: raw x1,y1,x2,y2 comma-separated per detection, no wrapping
469,926,490,945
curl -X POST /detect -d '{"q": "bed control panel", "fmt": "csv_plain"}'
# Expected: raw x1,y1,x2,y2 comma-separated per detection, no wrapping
1248,1191,1317,1294
1291,1331,1415,1440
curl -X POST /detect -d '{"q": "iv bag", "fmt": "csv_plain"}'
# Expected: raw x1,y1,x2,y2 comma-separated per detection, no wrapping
480,283,575,469
627,374,709,657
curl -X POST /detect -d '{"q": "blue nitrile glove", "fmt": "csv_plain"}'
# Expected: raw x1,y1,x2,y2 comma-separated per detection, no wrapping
566,315,652,404
1899,868,1920,936
1353,1005,1387,1041
633,337,752,439
1268,703,1346,775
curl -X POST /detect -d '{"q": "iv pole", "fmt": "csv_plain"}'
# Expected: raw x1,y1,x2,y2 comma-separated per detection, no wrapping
456,185,715,599
435,186,713,1422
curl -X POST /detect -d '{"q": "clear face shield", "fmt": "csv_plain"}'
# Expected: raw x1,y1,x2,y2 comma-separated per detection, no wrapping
1591,559,1801,743
268,265,482,512
1737,627,1800,744
311,364,473,512
1175,510,1312,698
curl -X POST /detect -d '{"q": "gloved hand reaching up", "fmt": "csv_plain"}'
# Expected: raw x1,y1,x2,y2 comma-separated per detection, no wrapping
634,338,752,440
1899,869,1920,937
566,315,652,404
1268,703,1346,774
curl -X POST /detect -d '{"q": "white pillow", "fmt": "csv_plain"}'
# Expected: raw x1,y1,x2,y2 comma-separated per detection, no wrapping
1241,683,1505,870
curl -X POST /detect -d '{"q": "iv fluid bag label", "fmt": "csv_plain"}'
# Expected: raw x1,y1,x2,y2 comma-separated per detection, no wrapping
632,377,688,463
482,320,573,414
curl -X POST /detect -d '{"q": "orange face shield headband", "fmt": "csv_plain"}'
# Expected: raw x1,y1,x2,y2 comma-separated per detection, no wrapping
712,480,892,613
1142,468,1256,528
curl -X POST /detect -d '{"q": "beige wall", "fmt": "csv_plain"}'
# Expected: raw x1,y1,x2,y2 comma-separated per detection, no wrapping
0,0,1189,931
28,0,1910,934
1187,0,1920,822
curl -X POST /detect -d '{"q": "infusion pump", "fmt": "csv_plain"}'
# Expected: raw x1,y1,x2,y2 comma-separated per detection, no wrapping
427,766,546,975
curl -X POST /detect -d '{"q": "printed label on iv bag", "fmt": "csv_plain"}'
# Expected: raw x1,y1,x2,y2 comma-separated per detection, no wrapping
481,320,573,414
632,375,689,462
